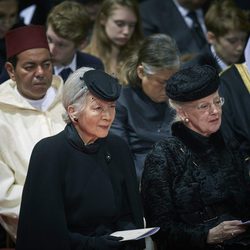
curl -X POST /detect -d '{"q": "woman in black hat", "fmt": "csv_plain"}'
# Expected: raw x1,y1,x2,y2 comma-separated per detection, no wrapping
16,67,144,250
141,65,250,250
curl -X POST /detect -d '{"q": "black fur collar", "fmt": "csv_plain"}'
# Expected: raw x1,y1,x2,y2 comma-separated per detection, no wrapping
172,121,225,155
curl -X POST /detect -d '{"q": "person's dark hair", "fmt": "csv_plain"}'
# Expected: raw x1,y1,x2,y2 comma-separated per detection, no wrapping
121,33,180,87
205,0,250,36
46,1,92,47
7,55,18,68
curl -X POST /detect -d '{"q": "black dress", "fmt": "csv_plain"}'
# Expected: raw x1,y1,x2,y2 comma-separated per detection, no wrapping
141,122,250,250
16,123,144,250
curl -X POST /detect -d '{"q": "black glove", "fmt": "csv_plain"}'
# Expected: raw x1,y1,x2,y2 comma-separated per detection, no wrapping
93,235,123,250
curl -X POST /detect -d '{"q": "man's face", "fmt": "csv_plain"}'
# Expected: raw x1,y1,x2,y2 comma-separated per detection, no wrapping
7,48,53,100
46,25,76,66
0,0,18,38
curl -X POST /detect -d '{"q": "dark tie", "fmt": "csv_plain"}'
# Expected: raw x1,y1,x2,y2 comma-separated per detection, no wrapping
59,68,72,82
187,11,207,48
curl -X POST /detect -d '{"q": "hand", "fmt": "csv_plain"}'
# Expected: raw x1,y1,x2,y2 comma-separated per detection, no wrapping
207,220,247,244
94,235,123,250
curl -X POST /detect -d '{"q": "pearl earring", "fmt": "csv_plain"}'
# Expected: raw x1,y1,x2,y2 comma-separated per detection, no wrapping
184,118,189,123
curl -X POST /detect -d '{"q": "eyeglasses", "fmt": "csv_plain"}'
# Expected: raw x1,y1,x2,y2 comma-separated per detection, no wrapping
195,97,225,112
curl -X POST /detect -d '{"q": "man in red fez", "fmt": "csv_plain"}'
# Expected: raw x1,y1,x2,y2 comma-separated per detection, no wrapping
0,25,65,246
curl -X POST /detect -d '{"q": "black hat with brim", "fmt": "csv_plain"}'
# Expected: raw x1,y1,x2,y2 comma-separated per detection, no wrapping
165,65,220,102
83,70,121,101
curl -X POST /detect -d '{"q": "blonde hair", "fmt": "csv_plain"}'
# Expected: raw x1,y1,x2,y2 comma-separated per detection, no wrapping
84,0,143,75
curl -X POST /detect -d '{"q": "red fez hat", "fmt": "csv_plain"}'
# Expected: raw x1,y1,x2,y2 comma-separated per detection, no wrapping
5,25,49,59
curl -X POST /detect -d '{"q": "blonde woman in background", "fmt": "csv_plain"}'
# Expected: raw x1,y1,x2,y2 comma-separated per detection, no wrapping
83,0,143,82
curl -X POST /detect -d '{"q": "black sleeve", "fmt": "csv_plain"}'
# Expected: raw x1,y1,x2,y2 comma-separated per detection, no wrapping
16,139,71,250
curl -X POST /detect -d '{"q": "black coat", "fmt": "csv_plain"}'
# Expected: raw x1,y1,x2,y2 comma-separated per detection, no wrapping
75,50,104,71
16,123,144,250
141,122,250,250
181,45,221,73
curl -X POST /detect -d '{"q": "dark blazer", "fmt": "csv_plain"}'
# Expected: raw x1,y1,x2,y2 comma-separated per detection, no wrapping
181,45,221,73
139,0,208,56
75,50,104,71
0,20,25,77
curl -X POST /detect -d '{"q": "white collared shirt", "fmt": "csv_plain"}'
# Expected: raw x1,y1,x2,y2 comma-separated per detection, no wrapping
210,45,228,70
172,0,207,34
54,53,77,76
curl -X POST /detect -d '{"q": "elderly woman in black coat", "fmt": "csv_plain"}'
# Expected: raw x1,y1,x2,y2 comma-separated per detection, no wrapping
16,67,144,250
141,65,250,250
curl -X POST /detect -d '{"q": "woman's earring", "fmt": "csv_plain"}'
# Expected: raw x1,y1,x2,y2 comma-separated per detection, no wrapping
184,117,189,123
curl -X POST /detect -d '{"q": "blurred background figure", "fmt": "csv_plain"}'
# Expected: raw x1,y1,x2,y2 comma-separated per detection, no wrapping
74,0,103,23
0,0,20,40
183,0,250,72
0,0,24,75
110,34,180,181
83,0,143,82
19,0,61,25
46,1,104,83
74,0,104,47
139,0,209,59
19,0,103,30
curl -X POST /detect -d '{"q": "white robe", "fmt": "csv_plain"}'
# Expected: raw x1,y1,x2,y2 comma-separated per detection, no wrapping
0,75,65,240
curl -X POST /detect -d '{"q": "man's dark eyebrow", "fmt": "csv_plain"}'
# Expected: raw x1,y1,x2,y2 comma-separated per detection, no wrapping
43,59,53,63
23,58,52,66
